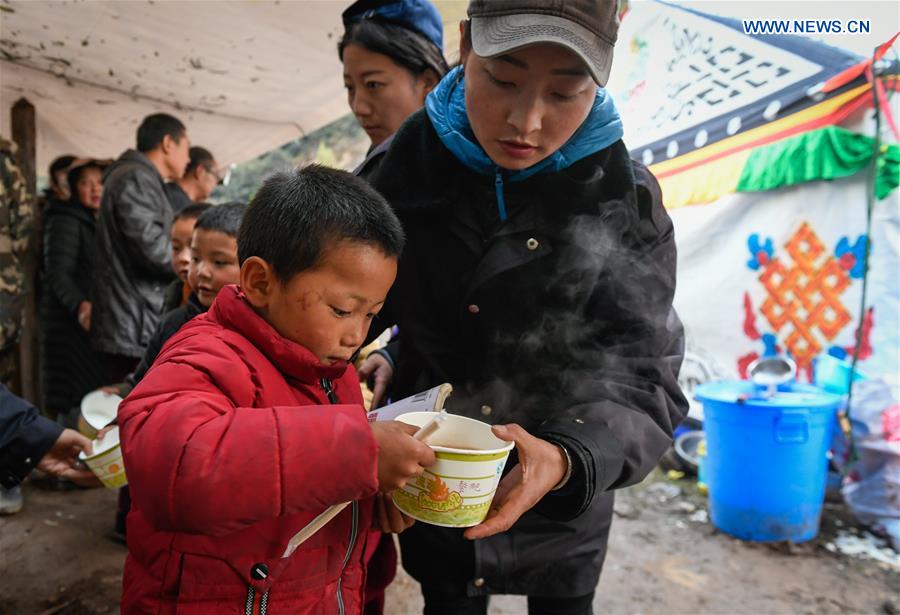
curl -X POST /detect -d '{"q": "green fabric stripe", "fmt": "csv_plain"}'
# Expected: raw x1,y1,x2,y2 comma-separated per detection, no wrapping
736,126,900,199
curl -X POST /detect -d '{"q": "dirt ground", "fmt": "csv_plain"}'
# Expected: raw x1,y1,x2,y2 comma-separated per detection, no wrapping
1,471,897,615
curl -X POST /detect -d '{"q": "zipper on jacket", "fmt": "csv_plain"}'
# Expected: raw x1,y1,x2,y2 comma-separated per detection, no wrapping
320,377,338,404
336,501,359,615
320,377,358,615
494,170,508,223
244,587,268,615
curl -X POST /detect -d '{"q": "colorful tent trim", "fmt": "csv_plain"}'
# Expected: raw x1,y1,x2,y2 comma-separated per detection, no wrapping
737,126,900,199
650,79,900,209
612,2,899,209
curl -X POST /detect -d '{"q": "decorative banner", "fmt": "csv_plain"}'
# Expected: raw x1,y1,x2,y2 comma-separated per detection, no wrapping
609,1,899,209
670,175,899,417
607,2,899,418
608,1,860,166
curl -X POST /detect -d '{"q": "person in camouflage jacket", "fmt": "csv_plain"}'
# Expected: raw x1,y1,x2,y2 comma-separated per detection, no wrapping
0,137,33,388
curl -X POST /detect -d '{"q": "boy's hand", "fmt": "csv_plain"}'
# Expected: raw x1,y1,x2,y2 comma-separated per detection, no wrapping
373,492,416,533
370,421,436,492
463,424,568,540
358,353,393,410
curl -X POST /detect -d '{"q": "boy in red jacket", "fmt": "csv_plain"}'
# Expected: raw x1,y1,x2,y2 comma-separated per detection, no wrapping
118,165,435,614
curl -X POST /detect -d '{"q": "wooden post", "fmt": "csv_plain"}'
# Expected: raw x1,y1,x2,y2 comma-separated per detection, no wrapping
11,98,39,406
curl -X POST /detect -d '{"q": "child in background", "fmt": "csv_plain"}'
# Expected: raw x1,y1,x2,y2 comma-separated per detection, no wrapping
101,202,246,541
117,165,435,613
130,201,244,385
165,202,210,311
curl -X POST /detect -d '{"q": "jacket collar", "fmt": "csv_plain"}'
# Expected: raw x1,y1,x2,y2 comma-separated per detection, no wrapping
105,149,164,183
45,200,96,224
207,285,349,384
425,66,624,181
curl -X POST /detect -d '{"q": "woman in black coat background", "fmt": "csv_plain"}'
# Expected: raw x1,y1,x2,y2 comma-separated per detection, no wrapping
39,160,108,424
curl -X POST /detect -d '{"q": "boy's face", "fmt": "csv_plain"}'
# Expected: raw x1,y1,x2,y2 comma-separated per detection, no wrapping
245,241,397,365
188,228,240,308
171,217,196,281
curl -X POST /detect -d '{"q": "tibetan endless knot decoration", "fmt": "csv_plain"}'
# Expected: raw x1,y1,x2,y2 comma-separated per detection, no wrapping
758,222,852,368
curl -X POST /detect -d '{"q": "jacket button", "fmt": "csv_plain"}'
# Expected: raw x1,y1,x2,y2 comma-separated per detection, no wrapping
250,563,269,580
526,238,539,251
467,304,480,314
481,405,492,416
473,577,486,588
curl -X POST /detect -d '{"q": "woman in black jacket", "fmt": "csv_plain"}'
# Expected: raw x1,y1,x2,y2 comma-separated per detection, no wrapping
39,160,108,424
360,2,689,613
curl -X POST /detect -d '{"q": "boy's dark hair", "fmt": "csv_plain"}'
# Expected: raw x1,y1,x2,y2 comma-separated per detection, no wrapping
49,155,77,179
238,165,404,281
173,202,211,223
194,201,246,239
185,146,215,175
338,19,448,81
136,113,186,153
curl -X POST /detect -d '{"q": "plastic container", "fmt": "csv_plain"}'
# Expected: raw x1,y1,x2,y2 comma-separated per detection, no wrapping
79,426,128,489
813,354,868,395
696,438,708,496
695,381,842,542
393,412,513,527
78,391,122,439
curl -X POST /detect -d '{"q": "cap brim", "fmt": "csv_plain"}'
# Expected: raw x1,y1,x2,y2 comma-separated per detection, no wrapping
470,14,613,86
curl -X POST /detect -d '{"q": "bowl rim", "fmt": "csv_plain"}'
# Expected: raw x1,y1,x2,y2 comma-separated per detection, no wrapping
396,411,516,456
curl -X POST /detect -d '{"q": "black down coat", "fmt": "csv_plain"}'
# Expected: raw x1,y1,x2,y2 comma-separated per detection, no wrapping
39,202,105,416
91,151,174,358
366,110,688,598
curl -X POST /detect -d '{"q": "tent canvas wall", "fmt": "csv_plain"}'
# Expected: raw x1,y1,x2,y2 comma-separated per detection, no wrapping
607,2,900,415
0,1,467,171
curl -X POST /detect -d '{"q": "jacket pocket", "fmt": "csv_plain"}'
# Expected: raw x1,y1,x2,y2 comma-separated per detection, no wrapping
264,546,332,596
173,548,334,612
174,553,248,604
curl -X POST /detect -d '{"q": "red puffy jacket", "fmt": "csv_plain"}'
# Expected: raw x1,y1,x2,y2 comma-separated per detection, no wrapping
118,286,379,614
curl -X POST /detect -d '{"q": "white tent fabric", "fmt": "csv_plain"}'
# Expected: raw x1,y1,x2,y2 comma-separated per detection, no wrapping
0,0,466,170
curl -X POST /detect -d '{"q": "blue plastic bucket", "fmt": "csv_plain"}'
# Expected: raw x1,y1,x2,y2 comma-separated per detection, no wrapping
695,381,842,542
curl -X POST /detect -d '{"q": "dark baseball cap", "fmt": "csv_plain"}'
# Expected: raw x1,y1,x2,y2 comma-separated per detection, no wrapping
343,0,444,51
467,0,619,85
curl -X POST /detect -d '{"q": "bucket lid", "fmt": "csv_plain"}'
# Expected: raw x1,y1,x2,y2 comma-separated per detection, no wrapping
694,381,842,410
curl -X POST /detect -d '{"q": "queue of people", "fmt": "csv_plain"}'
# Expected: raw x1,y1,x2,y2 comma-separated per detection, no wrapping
0,1,687,613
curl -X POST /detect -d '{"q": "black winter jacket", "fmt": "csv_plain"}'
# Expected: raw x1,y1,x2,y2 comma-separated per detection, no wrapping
91,150,174,358
39,202,106,413
367,110,688,597
129,294,204,388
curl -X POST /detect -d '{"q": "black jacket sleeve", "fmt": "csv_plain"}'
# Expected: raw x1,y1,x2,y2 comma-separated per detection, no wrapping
114,173,173,277
43,214,86,314
0,385,63,488
131,305,195,386
533,162,688,520
130,322,168,386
